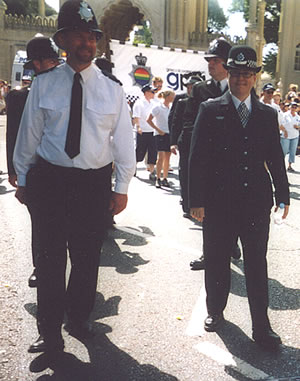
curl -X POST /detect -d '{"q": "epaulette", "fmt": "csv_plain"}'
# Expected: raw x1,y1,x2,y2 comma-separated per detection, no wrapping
36,65,58,76
101,69,123,86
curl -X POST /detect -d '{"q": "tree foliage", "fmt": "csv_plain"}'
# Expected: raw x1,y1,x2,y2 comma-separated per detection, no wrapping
4,0,57,17
133,21,153,46
263,48,277,78
208,0,228,33
228,0,280,44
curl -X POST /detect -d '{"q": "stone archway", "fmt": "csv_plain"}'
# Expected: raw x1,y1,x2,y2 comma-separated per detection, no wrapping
89,0,166,57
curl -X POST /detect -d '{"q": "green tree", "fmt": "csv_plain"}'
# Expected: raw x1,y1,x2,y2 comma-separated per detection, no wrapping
263,48,277,78
4,0,56,16
208,0,228,33
133,21,153,46
228,0,280,44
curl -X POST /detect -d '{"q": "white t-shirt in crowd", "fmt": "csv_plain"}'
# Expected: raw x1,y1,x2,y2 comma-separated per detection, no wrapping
282,110,300,139
151,103,170,136
132,97,154,132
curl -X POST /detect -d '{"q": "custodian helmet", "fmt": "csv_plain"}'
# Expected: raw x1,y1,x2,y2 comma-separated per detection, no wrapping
53,0,102,48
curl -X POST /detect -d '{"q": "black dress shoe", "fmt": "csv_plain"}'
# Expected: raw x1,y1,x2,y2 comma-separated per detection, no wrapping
231,245,241,260
190,255,205,270
64,320,94,339
204,314,224,332
28,335,64,354
252,328,282,351
28,269,37,288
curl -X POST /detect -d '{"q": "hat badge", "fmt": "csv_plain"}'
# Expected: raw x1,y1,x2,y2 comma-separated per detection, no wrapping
236,52,245,62
78,1,94,22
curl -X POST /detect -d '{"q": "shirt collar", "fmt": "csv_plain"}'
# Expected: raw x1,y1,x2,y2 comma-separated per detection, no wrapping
65,62,93,83
213,78,228,92
231,93,252,112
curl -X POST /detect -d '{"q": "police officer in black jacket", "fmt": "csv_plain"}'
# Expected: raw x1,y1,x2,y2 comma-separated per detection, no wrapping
6,36,60,287
182,38,241,270
170,76,202,216
189,46,290,350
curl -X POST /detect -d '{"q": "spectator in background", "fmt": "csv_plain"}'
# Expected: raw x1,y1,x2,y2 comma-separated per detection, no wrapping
280,102,300,172
260,83,284,132
147,90,175,188
133,84,157,181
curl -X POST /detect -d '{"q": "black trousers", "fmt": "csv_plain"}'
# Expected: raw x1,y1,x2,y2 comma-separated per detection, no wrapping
178,129,192,213
26,158,112,343
203,208,271,331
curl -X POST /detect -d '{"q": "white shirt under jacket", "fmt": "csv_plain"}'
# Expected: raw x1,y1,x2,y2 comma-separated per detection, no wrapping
13,62,136,194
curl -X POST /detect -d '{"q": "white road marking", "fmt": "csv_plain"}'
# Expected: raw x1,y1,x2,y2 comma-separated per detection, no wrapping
186,286,207,337
195,342,270,380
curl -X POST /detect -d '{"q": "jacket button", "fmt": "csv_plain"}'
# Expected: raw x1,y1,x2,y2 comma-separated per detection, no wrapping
244,151,248,155
244,182,248,187
244,166,248,170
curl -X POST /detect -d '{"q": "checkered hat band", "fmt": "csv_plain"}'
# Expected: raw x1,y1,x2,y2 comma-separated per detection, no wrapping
126,94,140,102
228,58,257,68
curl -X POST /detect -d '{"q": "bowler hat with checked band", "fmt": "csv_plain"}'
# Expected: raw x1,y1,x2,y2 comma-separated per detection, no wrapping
223,45,262,73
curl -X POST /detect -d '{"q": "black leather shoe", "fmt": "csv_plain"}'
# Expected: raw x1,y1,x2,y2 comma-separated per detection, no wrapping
190,255,205,270
231,245,241,260
28,335,64,354
64,320,94,339
252,328,282,351
204,314,224,332
28,269,37,288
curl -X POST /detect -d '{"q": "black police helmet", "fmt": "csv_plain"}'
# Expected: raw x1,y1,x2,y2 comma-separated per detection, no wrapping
24,37,59,69
204,38,232,62
53,0,102,48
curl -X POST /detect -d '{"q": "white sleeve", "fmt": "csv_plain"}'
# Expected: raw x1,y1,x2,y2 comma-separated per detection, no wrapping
13,78,45,186
132,101,141,118
111,87,136,194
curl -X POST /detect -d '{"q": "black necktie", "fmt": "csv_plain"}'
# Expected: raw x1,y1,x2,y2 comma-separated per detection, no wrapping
65,72,82,159
217,81,221,92
237,102,250,128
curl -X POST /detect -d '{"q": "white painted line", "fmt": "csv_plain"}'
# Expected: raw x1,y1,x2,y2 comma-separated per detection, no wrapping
186,286,207,337
195,342,270,380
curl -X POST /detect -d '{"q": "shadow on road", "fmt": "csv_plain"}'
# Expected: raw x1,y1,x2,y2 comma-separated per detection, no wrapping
230,260,300,311
27,292,178,381
216,320,300,380
100,226,151,274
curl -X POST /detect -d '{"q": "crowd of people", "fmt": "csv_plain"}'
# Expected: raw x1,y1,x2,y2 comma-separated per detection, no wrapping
0,0,297,367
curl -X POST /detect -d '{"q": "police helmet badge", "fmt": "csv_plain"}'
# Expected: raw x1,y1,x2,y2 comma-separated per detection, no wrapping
129,53,153,88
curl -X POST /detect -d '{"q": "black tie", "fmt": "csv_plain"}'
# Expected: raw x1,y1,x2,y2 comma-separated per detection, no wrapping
65,72,82,159
217,81,221,92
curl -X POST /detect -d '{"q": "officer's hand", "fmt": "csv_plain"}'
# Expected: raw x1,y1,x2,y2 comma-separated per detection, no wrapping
8,174,17,188
109,192,128,216
15,186,26,204
190,207,205,222
274,204,289,219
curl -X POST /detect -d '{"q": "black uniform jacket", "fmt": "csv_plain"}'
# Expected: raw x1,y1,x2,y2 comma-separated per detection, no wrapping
168,93,188,135
188,91,290,216
170,97,188,146
6,86,29,175
183,79,225,129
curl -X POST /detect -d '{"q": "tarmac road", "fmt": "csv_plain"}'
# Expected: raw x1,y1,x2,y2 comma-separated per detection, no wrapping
0,114,299,381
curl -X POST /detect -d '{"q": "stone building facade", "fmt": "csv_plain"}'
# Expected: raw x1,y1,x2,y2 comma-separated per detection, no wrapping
276,0,300,95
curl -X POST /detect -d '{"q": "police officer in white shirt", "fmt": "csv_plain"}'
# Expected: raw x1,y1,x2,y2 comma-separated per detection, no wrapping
13,0,135,356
